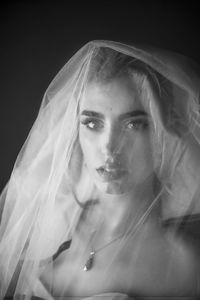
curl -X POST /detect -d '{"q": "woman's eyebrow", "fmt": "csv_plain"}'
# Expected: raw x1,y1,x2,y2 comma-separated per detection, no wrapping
119,110,148,120
80,110,104,119
80,110,147,120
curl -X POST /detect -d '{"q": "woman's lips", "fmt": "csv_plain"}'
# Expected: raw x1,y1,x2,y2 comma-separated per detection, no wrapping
96,167,127,181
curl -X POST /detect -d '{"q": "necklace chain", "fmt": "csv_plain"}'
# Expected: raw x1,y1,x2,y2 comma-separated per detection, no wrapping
83,232,125,272
83,188,163,271
94,233,125,253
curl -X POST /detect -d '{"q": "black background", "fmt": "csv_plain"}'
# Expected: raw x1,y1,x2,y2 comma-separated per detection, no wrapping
1,0,200,191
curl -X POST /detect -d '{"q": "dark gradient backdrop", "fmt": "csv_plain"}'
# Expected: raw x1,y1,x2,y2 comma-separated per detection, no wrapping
1,1,200,192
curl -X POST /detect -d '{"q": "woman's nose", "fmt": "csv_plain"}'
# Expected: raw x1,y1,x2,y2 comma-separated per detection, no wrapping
100,126,122,157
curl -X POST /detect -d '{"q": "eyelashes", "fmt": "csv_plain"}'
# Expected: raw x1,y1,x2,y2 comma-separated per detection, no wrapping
80,117,149,132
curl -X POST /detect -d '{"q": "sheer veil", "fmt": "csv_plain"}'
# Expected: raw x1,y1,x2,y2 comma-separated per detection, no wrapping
0,40,200,299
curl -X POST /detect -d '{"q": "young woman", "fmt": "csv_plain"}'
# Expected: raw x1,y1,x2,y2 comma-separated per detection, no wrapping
1,41,200,299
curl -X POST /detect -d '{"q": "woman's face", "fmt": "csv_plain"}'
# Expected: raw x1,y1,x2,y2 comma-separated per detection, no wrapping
79,76,155,194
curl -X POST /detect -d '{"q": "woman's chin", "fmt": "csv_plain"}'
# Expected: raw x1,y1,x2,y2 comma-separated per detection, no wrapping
94,180,130,195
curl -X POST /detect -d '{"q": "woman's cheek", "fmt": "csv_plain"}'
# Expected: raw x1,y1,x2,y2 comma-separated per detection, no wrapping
80,131,98,160
127,135,154,167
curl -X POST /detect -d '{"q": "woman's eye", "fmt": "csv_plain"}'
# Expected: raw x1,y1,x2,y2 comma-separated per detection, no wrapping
86,121,98,129
80,119,104,131
87,121,95,129
125,119,149,131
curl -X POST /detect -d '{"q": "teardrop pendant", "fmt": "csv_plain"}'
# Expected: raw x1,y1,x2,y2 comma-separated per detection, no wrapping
83,251,95,271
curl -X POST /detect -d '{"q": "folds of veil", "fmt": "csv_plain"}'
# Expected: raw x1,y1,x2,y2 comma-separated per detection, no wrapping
0,40,200,299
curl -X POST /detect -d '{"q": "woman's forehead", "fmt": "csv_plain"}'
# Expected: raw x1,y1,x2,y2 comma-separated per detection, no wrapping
80,77,147,115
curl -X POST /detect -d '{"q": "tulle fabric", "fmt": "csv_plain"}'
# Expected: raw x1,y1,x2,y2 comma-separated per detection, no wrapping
0,40,200,299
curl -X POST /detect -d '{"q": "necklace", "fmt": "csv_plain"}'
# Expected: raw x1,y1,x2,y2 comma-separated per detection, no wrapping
83,188,163,272
83,233,125,271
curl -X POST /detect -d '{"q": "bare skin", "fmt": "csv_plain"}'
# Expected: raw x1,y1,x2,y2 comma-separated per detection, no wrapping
39,211,197,298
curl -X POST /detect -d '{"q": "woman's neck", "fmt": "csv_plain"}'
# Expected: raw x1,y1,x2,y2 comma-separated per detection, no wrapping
87,178,161,241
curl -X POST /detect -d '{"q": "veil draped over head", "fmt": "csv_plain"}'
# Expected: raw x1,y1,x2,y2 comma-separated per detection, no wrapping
0,40,200,299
